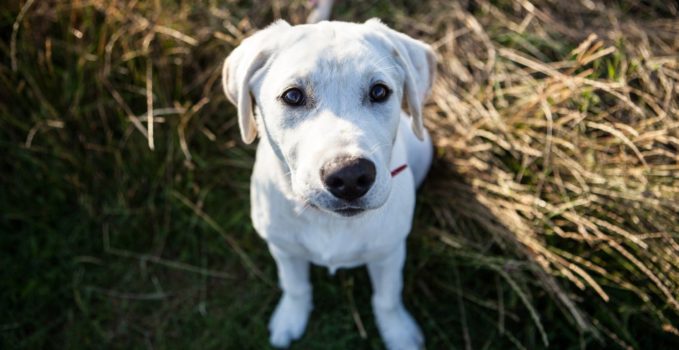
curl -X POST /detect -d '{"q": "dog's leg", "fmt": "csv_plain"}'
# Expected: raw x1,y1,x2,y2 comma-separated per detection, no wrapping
268,245,313,348
368,242,423,350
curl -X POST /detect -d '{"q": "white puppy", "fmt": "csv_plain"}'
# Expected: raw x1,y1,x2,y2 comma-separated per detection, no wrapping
222,19,435,350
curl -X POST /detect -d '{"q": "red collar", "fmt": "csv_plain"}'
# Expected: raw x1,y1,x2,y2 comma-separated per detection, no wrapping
390,164,408,177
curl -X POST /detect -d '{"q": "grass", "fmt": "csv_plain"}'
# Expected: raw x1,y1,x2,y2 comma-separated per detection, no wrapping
1,0,678,349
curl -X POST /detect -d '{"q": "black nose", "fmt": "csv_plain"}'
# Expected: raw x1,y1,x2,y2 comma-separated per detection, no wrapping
321,157,376,201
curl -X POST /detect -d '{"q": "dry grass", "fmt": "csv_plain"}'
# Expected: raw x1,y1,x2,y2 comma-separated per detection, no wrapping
412,0,679,341
2,0,678,348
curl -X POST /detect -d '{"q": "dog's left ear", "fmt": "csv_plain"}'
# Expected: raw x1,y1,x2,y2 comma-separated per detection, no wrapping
222,20,291,144
365,19,436,140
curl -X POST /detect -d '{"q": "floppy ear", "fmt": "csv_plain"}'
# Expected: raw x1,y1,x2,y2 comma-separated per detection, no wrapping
222,20,291,144
365,19,436,140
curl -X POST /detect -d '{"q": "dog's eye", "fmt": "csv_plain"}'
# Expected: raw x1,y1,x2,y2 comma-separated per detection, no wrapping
281,88,305,106
369,83,390,103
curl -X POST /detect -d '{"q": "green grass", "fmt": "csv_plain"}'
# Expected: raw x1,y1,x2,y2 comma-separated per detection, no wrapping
1,0,678,349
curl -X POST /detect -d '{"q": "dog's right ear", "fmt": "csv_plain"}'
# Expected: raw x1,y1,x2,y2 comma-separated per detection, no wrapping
364,19,436,141
222,20,291,144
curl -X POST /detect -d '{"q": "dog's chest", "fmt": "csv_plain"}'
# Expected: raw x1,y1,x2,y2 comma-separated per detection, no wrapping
262,206,407,271
293,221,397,272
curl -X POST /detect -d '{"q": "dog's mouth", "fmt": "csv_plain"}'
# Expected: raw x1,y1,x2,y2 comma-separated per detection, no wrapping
334,207,365,217
306,202,367,217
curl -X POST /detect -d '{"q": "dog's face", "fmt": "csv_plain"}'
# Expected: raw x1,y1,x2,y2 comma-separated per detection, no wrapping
223,20,435,217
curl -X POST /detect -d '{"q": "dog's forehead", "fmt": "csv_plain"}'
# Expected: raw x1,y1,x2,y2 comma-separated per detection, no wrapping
286,21,389,50
270,23,395,79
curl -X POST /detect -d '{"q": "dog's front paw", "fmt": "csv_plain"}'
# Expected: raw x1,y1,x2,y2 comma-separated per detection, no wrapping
374,304,424,350
269,293,313,348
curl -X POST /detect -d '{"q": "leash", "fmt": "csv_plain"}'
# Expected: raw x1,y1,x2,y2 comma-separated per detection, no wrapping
391,164,408,177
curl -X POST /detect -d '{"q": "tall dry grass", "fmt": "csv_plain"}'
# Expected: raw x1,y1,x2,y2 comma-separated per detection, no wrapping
412,0,679,343
3,0,678,347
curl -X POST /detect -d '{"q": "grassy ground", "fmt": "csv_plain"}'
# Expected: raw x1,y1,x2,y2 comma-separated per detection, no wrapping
1,0,678,349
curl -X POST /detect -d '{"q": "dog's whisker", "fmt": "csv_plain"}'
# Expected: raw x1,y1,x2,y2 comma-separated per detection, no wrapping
367,141,391,157
294,203,307,216
378,65,399,73
373,54,393,67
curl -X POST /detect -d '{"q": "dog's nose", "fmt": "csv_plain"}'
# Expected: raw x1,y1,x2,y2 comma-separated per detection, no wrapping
321,157,376,201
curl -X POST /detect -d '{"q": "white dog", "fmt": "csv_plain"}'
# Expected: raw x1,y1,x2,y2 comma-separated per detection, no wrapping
222,19,435,349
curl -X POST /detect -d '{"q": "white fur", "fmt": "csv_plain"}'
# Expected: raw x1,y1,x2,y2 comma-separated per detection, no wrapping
223,19,435,349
